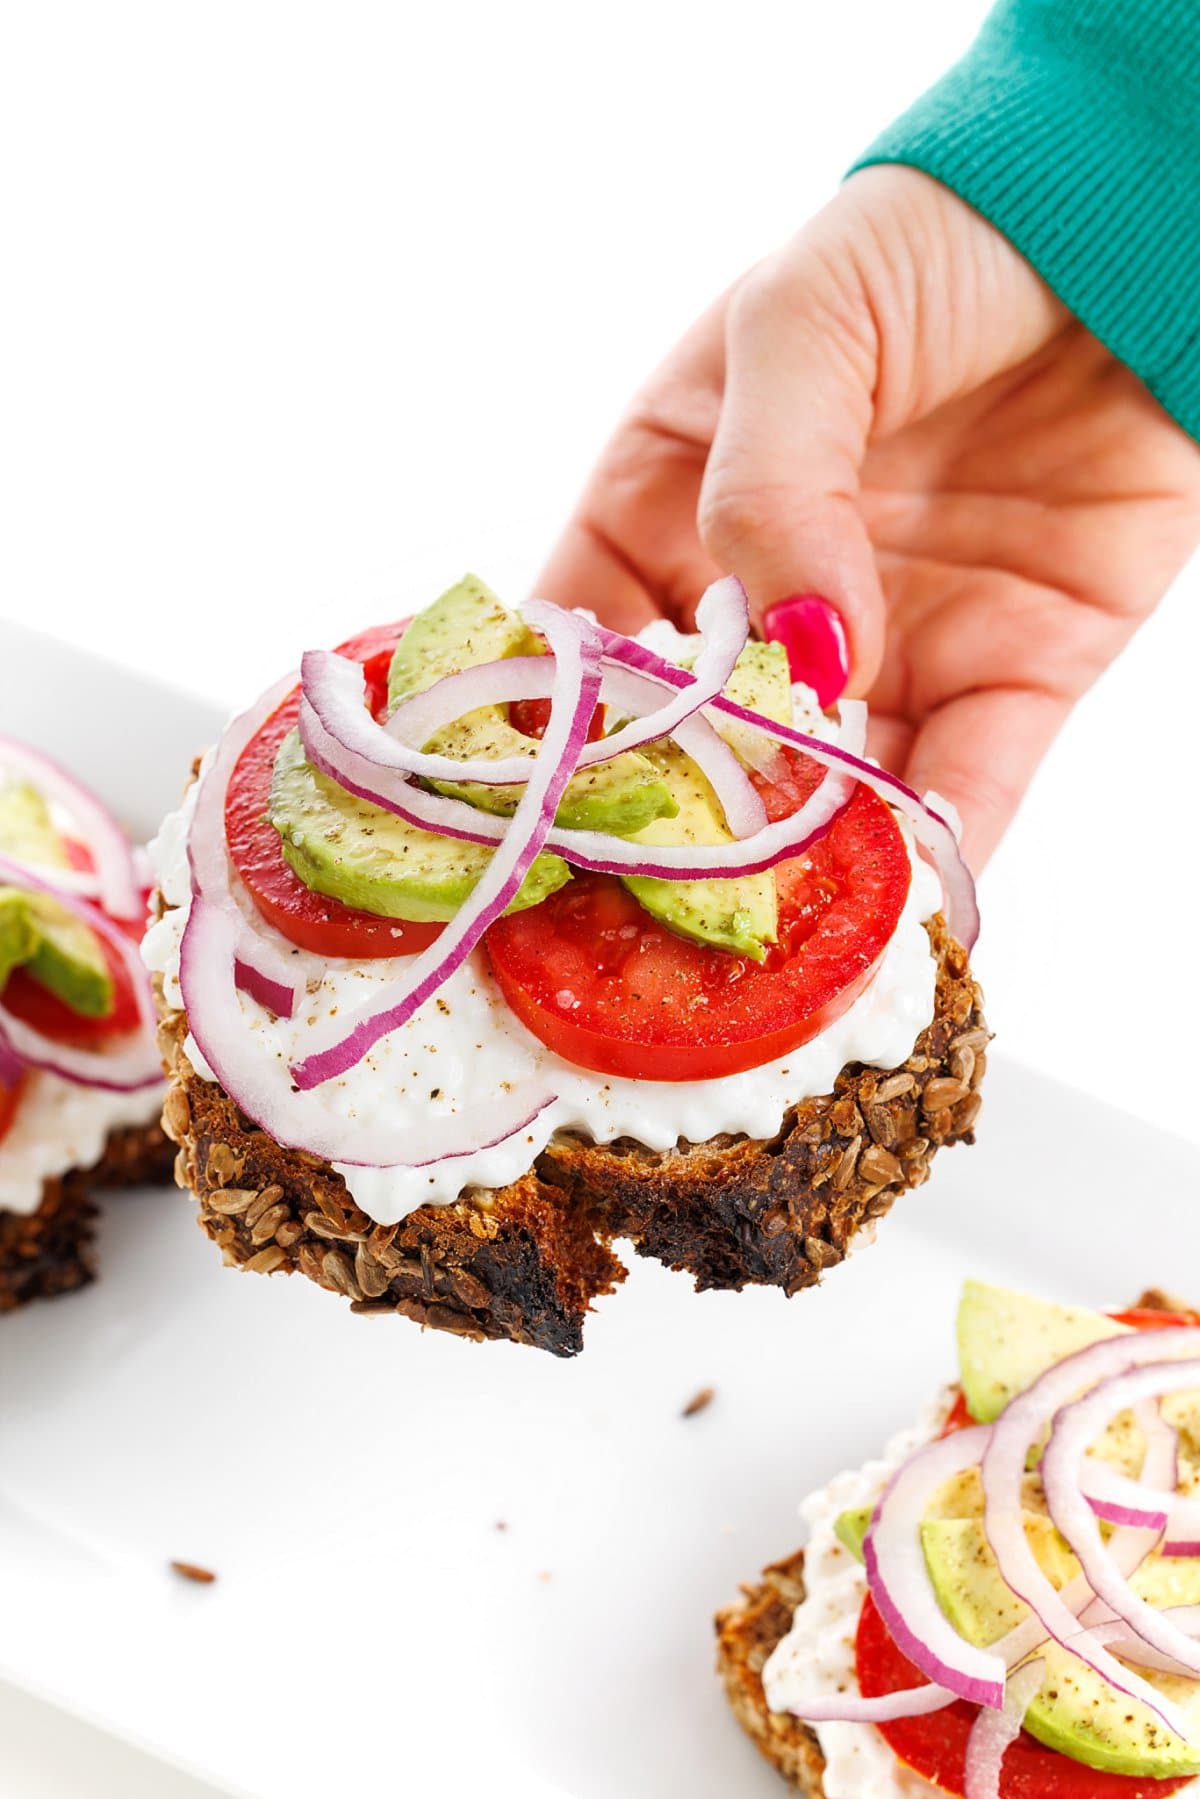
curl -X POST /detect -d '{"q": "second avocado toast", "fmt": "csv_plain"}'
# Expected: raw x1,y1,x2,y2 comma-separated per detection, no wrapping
145,574,984,1352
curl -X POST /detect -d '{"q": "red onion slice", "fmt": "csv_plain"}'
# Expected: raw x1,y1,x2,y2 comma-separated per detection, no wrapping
0,856,161,1091
382,576,751,779
864,1424,1007,1709
0,736,142,922
303,653,775,859
0,1031,25,1087
982,1329,1200,1738
597,625,978,947
180,675,556,1167
290,602,604,1090
183,722,304,1019
963,1658,1044,1799
787,1685,956,1724
1042,1360,1200,1683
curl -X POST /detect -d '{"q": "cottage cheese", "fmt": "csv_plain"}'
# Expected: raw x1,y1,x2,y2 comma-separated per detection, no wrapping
0,1069,162,1216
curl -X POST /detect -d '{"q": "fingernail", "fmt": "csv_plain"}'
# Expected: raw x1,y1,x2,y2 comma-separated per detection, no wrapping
762,595,849,707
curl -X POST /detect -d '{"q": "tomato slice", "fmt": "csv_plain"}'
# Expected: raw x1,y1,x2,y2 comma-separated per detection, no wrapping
224,620,447,960
0,1076,24,1145
484,752,911,1081
1110,1308,1200,1331
857,1593,1190,1798
1,914,143,1045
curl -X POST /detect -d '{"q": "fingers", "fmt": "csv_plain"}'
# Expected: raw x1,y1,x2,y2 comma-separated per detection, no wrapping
698,234,888,692
698,168,1066,693
903,686,1070,870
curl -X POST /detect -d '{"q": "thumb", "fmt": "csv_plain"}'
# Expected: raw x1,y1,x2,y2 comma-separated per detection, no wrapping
697,228,886,697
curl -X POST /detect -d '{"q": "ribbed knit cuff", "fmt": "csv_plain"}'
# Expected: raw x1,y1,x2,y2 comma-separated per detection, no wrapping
851,0,1200,443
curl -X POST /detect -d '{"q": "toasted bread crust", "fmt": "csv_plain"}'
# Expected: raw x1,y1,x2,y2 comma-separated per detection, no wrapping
157,914,985,1355
714,1290,1186,1791
715,1550,825,1796
0,1119,172,1313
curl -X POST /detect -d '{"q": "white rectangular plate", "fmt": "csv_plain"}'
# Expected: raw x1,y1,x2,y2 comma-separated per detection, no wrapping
0,625,1188,1799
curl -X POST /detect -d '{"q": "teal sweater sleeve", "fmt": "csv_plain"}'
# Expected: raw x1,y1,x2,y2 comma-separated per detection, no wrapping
852,0,1200,442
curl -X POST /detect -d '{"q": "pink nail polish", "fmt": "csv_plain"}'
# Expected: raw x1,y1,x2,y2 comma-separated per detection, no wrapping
762,595,849,707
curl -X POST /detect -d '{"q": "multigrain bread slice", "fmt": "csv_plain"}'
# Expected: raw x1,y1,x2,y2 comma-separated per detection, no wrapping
0,1120,173,1313
713,1288,1189,1793
156,914,985,1356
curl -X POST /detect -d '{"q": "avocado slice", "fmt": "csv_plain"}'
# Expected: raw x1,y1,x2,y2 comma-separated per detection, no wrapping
922,1515,1200,1777
19,891,114,1016
0,785,114,1017
268,728,571,923
834,1506,872,1561
0,889,35,991
0,780,70,869
619,743,777,959
957,1281,1127,1424
386,575,678,835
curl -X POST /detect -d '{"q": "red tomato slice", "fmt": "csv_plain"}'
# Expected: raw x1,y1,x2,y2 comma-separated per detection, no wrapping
224,621,447,960
857,1594,1190,1798
1,918,142,1045
0,1076,24,1145
508,695,607,743
484,752,911,1081
1110,1308,1200,1331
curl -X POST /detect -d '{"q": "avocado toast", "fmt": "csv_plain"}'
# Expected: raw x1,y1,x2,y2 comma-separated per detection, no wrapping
0,749,170,1310
717,1283,1200,1797
146,575,984,1354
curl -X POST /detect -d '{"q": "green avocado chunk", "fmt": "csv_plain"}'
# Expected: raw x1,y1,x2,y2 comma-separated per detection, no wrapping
0,783,113,1017
619,743,777,958
833,1506,872,1562
923,1515,1200,1777
268,728,571,923
0,780,71,870
957,1280,1127,1424
386,574,678,835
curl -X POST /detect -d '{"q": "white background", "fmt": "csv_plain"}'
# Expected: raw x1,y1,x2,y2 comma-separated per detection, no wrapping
1,1,1196,1793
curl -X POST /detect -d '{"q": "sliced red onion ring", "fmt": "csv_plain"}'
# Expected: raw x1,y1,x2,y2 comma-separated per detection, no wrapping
233,957,298,1018
1094,1608,1200,1677
963,1658,1044,1799
1042,1360,1200,1683
183,728,303,1019
982,1328,1200,1739
181,675,556,1167
597,625,978,947
0,856,161,1091
788,1684,956,1724
383,575,751,780
303,652,774,856
864,1424,1007,1710
0,736,142,922
0,1031,25,1087
289,602,604,1090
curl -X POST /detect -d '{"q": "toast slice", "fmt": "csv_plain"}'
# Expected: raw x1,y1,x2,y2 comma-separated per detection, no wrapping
0,1120,173,1312
714,1289,1190,1792
157,914,985,1355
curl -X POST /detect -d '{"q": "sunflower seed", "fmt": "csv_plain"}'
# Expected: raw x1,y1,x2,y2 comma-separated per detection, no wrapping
208,1187,257,1217
244,1245,286,1274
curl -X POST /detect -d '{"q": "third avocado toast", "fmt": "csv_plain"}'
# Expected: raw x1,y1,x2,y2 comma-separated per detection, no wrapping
719,1280,1200,1795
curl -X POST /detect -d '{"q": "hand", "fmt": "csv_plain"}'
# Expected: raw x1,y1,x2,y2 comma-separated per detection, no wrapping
537,166,1200,867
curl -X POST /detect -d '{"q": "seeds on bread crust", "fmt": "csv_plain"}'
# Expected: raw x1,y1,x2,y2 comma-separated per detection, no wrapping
156,914,986,1356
